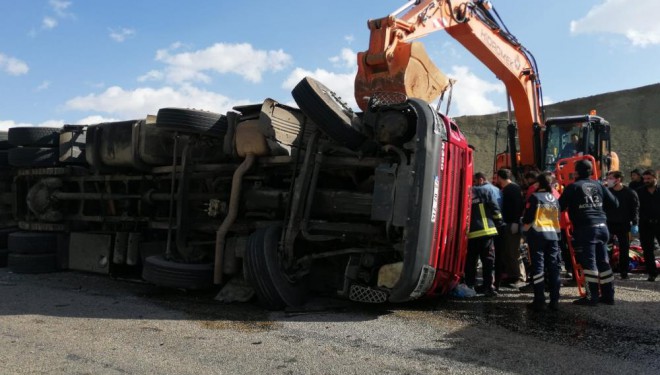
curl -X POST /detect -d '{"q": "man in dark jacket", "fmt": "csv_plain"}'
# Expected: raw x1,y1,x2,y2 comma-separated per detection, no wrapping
637,169,660,282
606,171,640,279
559,160,619,305
466,172,503,297
629,168,644,191
495,168,526,288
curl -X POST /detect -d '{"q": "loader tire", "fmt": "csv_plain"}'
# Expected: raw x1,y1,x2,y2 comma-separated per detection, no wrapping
243,225,307,310
8,127,60,147
8,147,59,168
142,255,214,290
292,77,366,150
7,253,58,274
156,108,228,138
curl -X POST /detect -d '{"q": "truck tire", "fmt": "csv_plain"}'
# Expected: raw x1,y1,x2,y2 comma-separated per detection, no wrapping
244,225,307,310
292,77,366,150
8,147,59,167
142,255,214,290
7,253,57,274
156,108,228,138
8,127,60,147
8,231,59,254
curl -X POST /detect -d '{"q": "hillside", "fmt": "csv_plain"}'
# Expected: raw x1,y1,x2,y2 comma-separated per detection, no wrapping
453,83,660,177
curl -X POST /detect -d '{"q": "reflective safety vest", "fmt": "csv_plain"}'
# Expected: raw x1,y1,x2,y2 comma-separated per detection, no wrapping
524,191,561,240
468,184,502,239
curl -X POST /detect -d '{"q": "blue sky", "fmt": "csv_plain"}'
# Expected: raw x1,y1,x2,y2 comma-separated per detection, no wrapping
1,0,659,130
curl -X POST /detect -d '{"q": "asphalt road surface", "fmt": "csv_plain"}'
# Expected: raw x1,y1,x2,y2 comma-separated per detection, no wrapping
1,269,659,375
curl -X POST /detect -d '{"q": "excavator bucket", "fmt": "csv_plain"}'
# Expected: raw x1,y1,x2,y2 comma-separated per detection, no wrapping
355,41,450,110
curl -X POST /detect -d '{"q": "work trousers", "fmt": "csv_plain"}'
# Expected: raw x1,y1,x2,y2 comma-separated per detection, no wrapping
500,224,526,283
573,224,614,302
639,221,660,277
527,232,561,305
608,222,631,276
465,236,495,291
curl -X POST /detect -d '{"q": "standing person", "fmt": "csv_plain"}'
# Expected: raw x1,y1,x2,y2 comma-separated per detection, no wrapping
465,172,503,297
495,168,526,288
629,168,644,191
559,160,619,305
524,170,540,200
522,172,562,311
605,171,640,279
636,169,660,282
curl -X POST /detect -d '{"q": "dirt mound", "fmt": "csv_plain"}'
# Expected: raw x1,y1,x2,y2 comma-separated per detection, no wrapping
454,83,660,177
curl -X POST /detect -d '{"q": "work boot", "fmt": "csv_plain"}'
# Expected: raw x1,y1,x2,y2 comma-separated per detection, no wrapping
648,275,657,282
548,300,559,311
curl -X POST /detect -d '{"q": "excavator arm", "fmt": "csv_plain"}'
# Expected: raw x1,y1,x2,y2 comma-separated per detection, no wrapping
355,0,543,168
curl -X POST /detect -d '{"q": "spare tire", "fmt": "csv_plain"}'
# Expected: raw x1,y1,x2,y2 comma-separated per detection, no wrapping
142,255,214,290
8,127,60,147
8,147,59,167
7,253,58,274
8,231,59,254
156,108,228,138
292,77,366,150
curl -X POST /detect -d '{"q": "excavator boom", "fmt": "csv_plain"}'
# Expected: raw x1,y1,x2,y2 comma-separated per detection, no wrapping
355,0,543,168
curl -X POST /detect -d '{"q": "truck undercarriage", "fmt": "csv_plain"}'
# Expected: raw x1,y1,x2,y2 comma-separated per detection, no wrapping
4,77,472,309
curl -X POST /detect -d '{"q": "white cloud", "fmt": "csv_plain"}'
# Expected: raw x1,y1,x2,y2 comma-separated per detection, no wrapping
0,53,29,75
137,70,164,82
150,43,293,84
109,28,135,43
445,66,505,116
42,16,57,30
76,115,119,124
329,48,357,69
283,67,358,109
49,0,73,17
344,35,355,44
36,81,51,91
64,84,250,118
570,0,660,47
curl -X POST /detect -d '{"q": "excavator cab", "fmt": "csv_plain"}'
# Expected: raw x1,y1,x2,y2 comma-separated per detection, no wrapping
543,115,618,182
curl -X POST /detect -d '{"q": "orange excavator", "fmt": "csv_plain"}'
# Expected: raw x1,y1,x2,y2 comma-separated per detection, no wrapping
355,0,618,179
355,0,620,297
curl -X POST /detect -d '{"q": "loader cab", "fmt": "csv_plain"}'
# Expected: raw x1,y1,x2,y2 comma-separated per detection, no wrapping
543,115,616,179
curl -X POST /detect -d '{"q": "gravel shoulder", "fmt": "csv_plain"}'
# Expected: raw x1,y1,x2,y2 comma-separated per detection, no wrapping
1,270,659,375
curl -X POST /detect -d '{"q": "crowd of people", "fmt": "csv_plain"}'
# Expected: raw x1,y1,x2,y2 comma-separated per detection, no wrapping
464,162,660,311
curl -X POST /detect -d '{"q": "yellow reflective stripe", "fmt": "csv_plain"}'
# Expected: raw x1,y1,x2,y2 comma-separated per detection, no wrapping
468,227,498,239
469,203,498,238
493,212,502,219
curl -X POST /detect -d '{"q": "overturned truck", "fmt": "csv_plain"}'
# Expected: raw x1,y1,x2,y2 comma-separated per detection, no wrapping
5,77,473,309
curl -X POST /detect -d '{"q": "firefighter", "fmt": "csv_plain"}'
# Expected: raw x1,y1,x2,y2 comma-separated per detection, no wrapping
559,160,619,306
522,172,561,311
465,172,503,297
